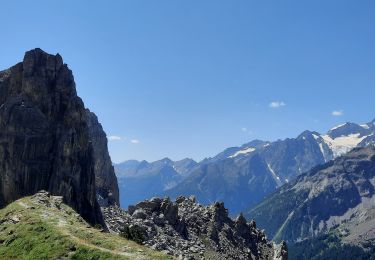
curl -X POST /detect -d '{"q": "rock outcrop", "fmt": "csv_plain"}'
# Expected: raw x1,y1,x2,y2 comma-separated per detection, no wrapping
0,48,112,225
102,196,287,260
86,110,119,206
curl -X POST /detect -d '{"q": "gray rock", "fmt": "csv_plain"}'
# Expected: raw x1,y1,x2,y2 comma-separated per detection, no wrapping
0,49,115,226
102,196,284,259
86,110,119,207
132,209,147,220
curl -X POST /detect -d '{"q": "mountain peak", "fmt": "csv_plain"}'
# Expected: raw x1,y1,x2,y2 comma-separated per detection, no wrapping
297,130,314,139
0,49,118,225
327,122,367,139
23,48,64,75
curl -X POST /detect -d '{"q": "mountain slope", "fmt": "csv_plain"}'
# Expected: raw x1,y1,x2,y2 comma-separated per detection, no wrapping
246,146,375,245
164,154,278,214
0,191,171,259
163,121,375,215
115,158,197,208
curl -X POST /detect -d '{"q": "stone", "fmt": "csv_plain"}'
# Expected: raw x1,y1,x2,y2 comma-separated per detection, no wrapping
0,49,113,225
132,209,147,220
102,195,285,259
160,198,179,226
86,110,119,206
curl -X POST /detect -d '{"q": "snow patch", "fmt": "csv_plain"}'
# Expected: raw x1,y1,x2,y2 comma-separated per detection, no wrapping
312,134,320,140
361,124,370,129
318,143,326,160
330,123,347,131
312,133,328,161
228,147,256,158
322,133,368,158
267,163,282,186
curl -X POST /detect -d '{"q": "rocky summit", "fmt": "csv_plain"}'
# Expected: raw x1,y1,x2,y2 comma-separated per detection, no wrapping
0,49,117,225
102,196,287,260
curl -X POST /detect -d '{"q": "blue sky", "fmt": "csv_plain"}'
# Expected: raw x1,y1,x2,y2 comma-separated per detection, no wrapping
1,1,374,163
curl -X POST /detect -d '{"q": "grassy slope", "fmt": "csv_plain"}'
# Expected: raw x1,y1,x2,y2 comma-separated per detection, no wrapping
0,194,173,260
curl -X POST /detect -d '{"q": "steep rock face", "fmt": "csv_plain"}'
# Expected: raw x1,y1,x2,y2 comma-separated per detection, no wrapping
86,109,119,206
0,49,103,225
103,197,287,260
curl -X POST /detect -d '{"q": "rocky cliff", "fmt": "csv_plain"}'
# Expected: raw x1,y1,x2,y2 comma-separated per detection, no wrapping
103,197,287,260
0,48,116,225
86,110,119,206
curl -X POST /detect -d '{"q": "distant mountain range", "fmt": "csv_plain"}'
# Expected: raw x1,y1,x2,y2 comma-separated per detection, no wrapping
115,119,375,214
115,158,197,207
246,146,375,259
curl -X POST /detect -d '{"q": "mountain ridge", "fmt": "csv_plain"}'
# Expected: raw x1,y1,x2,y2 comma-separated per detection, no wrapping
116,119,375,214
246,146,375,243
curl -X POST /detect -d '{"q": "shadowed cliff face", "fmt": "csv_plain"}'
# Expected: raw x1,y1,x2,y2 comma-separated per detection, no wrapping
86,110,119,206
0,48,111,225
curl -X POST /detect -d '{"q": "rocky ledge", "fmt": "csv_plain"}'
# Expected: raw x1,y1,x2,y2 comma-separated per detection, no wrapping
102,196,287,260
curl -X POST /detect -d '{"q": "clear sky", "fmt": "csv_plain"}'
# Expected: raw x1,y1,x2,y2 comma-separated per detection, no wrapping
1,1,374,163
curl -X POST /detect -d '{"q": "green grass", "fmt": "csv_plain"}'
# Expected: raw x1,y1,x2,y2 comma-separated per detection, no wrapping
0,195,174,260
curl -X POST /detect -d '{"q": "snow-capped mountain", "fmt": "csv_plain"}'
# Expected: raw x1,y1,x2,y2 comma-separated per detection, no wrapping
246,145,375,256
227,121,375,163
115,119,375,214
163,119,375,215
320,121,375,159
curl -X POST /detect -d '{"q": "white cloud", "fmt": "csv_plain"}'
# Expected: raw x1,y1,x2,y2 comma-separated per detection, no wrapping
269,101,286,108
332,110,344,116
107,135,122,141
130,139,140,144
241,127,252,135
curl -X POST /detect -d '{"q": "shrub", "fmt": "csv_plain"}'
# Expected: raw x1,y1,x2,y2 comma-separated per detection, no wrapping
119,225,145,244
